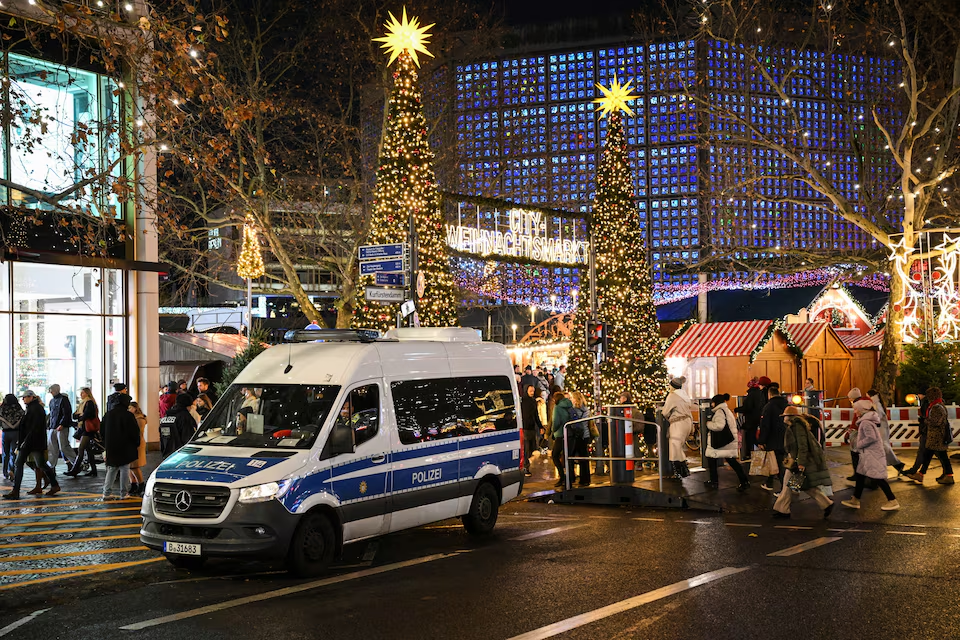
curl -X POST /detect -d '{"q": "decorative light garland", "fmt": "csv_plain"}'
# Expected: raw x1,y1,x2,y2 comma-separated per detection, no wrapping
236,217,265,279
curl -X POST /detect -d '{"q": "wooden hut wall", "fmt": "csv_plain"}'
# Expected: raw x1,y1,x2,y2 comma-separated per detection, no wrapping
850,348,879,393
798,326,853,400
748,332,800,392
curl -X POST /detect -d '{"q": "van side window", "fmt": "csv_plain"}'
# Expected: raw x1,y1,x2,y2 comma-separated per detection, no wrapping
336,384,380,448
392,376,515,445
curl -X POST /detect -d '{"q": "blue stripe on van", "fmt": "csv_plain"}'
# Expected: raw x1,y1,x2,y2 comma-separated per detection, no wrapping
155,453,286,483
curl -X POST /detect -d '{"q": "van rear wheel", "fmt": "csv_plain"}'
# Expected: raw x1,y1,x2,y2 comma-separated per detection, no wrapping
463,482,499,535
287,512,336,578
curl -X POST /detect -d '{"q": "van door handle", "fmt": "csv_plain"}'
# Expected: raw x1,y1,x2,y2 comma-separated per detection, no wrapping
371,454,386,464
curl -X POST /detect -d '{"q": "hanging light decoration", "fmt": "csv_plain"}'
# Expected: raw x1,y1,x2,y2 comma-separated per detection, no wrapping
236,216,265,280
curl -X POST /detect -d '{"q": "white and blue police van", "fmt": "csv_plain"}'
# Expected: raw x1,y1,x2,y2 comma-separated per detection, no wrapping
140,327,524,576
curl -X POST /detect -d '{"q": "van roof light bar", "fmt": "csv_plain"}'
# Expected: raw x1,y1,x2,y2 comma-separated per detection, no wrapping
283,329,381,343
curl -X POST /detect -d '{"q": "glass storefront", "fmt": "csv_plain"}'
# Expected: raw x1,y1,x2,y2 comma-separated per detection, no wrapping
1,262,126,410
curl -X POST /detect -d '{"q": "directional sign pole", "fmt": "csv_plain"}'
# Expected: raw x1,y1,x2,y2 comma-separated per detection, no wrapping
408,210,419,328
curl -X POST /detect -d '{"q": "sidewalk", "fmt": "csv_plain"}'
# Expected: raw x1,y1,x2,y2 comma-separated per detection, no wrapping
520,446,929,513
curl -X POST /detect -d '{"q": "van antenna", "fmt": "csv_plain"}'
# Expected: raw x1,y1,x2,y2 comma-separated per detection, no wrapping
283,343,293,374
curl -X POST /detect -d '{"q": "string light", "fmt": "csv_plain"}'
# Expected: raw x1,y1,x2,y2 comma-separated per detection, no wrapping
236,217,265,279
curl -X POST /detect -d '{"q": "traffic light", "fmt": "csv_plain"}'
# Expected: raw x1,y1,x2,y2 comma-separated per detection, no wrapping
586,320,607,354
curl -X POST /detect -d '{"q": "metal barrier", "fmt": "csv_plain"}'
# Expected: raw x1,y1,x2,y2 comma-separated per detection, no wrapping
561,413,665,493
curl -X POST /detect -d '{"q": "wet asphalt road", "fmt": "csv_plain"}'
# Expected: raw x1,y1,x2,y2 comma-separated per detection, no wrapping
2,453,960,640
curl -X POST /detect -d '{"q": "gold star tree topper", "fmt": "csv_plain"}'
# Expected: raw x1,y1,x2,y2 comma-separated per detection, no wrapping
593,75,639,117
373,7,435,67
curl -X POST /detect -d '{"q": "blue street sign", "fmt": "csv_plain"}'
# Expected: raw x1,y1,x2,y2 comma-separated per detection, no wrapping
359,243,406,260
360,258,405,275
376,272,406,286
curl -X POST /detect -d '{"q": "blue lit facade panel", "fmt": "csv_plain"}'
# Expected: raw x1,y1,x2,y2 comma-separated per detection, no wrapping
501,56,547,106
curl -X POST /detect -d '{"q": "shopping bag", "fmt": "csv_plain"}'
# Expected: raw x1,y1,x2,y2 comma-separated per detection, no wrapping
761,451,780,476
748,450,768,476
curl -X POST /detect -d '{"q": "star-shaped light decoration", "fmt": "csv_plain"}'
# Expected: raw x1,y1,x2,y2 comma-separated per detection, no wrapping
373,7,435,67
593,75,639,117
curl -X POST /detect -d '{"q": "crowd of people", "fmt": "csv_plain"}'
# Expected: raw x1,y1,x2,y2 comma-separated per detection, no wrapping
0,375,218,502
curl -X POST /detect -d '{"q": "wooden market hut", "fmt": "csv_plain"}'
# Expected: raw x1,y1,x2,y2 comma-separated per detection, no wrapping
840,331,883,393
783,322,854,400
665,320,800,399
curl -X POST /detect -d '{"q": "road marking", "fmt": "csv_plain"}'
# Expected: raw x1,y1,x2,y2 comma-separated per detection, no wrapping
0,524,140,538
588,515,622,520
827,528,870,533
0,507,141,519
0,500,141,512
676,520,713,525
767,537,842,557
152,570,287,586
120,552,468,630
505,566,750,640
511,524,586,541
632,517,664,522
0,515,140,528
946,534,960,538
0,608,50,637
0,495,127,508
0,546,149,563
0,557,163,591
774,525,813,530
887,531,927,536
0,534,140,550
725,523,762,528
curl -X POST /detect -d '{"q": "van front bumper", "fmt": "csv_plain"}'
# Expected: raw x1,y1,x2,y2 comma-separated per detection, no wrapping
140,496,300,559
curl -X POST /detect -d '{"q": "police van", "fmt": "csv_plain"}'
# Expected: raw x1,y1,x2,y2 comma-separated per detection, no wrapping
140,327,524,576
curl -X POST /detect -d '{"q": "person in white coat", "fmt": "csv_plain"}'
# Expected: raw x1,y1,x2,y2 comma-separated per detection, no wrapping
662,376,694,479
842,399,900,511
704,394,751,491
868,389,905,475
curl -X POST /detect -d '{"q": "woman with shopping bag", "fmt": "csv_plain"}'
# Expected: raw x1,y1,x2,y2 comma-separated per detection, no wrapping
704,394,750,492
662,377,694,479
772,406,834,519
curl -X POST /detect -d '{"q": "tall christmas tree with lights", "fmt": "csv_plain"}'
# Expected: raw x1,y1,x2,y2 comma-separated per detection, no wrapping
352,9,459,331
566,77,667,407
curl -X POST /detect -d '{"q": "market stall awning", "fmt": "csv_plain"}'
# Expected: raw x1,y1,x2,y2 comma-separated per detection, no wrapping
840,331,885,350
665,320,774,358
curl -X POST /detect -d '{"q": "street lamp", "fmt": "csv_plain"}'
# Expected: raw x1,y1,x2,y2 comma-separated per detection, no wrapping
511,323,518,343
550,294,557,311
571,288,578,310
529,305,537,326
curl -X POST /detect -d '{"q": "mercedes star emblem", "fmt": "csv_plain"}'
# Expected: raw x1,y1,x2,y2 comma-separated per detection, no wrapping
175,490,193,512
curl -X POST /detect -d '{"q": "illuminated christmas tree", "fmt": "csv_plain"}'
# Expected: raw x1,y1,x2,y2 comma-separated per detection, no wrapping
353,9,459,331
236,217,265,280
566,78,667,407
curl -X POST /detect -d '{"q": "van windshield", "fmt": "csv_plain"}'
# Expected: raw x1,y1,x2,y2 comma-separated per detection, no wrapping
191,384,340,449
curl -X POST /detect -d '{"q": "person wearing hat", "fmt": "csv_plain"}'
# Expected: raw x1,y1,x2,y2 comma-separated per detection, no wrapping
3,390,60,500
772,406,834,519
757,385,788,492
159,392,199,460
842,398,900,511
735,376,770,460
662,376,694,479
704,394,750,491
106,382,129,414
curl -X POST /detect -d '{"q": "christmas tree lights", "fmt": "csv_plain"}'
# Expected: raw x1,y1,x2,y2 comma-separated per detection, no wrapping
236,217,265,279
566,80,667,407
353,12,458,331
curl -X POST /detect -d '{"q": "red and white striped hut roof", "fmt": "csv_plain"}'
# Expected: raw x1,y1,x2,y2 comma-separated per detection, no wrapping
782,322,830,354
664,320,775,358
840,331,884,350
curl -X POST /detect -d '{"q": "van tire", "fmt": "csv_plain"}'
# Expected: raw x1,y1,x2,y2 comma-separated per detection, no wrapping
463,482,499,535
287,512,336,577
164,554,207,570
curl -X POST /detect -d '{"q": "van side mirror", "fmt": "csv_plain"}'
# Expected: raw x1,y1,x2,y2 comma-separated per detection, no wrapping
328,421,355,456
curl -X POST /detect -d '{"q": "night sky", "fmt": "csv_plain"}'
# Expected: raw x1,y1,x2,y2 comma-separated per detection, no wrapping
499,0,646,25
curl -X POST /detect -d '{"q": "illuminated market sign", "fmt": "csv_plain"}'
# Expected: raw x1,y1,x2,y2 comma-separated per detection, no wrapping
445,209,588,265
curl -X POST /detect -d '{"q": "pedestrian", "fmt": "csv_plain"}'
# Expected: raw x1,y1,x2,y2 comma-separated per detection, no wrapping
568,391,592,486
100,393,141,500
704,393,751,491
65,388,100,478
804,377,815,392
178,379,188,393
195,394,214,421
901,391,928,476
662,376,694,479
550,390,573,487
127,401,148,496
554,365,566,390
0,394,25,480
772,406,834,518
757,385,788,491
106,382,128,413
520,384,543,477
868,389,905,476
904,386,955,485
196,377,217,405
159,393,198,459
846,387,863,481
3,390,60,500
159,381,178,418
520,366,538,396
842,398,901,510
734,376,769,460
536,370,550,394
46,384,77,472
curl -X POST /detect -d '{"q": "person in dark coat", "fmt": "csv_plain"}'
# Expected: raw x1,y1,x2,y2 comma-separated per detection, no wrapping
196,377,217,405
904,387,955,485
105,382,128,413
520,366,542,397
46,384,77,472
3,390,60,500
550,392,573,487
159,393,198,459
100,394,141,500
902,392,928,476
757,385,788,492
735,376,769,460
520,384,543,477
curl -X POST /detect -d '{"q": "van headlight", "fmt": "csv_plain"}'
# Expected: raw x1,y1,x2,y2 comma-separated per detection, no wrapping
143,475,157,498
238,479,291,504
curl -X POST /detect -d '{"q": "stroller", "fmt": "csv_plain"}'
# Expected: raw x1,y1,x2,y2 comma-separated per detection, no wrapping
72,430,105,472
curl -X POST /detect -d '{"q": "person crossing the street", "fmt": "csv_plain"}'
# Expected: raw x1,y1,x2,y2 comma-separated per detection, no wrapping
704,394,750,492
842,398,901,511
46,384,77,472
772,406,834,519
757,385,788,492
520,384,543,477
904,386,955,486
3,390,60,500
662,376,694,479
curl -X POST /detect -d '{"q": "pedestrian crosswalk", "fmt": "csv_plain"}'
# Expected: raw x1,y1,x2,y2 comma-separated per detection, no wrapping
0,490,161,590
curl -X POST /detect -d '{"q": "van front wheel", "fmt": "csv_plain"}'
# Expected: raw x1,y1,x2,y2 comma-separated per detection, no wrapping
287,512,336,577
463,482,499,535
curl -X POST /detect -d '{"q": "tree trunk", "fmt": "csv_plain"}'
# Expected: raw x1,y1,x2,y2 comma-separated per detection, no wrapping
260,227,327,328
336,272,356,329
873,269,905,401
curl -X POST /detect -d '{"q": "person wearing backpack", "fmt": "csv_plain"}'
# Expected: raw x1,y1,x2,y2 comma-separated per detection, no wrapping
904,386,954,485
704,394,750,492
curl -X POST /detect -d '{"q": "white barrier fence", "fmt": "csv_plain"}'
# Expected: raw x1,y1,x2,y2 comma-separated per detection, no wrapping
822,406,960,448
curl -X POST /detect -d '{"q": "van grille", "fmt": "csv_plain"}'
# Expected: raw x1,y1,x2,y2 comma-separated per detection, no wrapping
154,483,231,519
